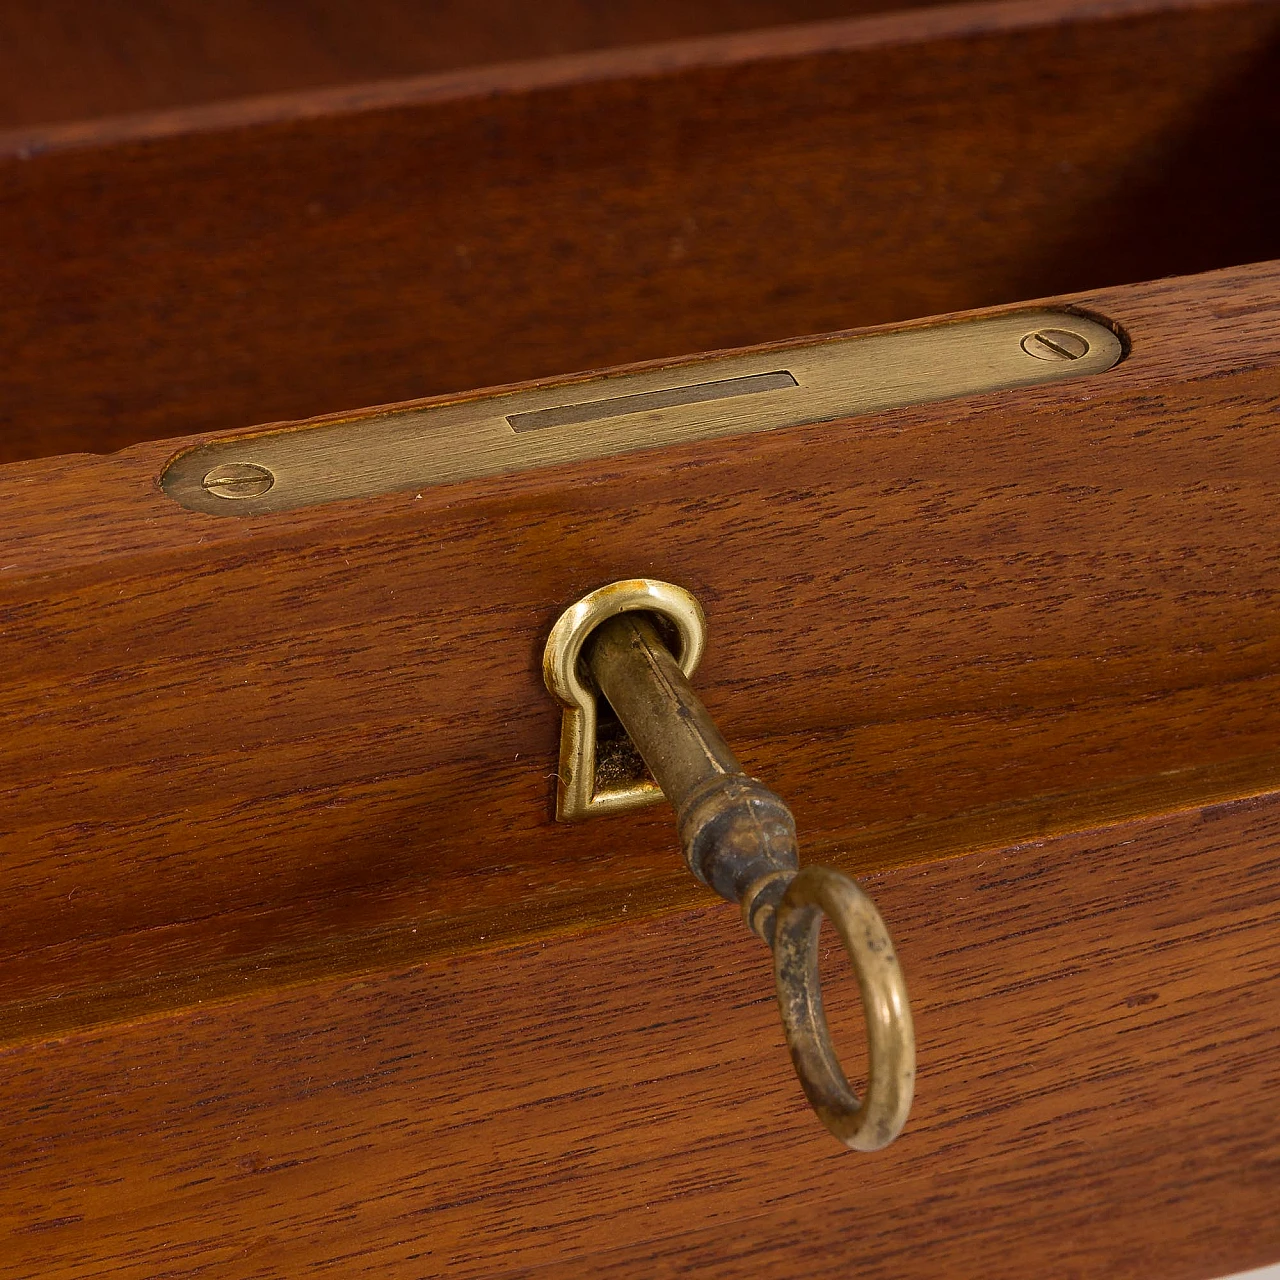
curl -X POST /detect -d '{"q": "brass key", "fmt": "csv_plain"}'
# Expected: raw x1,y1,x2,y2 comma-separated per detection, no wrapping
544,580,915,1151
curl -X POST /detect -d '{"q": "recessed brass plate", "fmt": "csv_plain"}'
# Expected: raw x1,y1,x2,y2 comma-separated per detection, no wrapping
161,310,1121,516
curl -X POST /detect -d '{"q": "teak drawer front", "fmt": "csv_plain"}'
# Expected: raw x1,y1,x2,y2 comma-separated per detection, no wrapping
2,262,1280,1280
2,0,1279,462
3,0,1280,1273
4,801,1279,1278
2,262,1279,1042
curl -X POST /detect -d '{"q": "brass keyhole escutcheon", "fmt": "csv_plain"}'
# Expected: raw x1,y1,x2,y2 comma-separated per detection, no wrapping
542,578,706,821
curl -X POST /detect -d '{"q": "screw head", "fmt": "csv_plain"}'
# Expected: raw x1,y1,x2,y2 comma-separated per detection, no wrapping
201,462,275,500
1020,328,1090,362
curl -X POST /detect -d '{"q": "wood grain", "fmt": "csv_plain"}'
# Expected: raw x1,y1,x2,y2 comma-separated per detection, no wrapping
2,795,1277,1278
2,0,1278,462
1,261,1279,1044
5,6,1278,1269
0,0,953,128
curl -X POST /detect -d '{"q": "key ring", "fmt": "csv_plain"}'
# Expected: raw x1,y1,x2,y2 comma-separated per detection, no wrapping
773,865,915,1150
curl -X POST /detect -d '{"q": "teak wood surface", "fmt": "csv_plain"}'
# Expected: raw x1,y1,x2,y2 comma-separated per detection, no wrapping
3,0,1280,1274
2,0,1279,462
2,260,1280,1048
4,799,1279,1278
0,0,960,128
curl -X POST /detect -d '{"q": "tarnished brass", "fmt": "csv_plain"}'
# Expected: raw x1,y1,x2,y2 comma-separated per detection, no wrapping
774,867,915,1151
542,579,706,821
544,582,916,1151
161,309,1121,516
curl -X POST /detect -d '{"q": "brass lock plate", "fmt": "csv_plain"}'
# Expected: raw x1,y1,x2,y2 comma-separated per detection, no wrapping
161,310,1121,516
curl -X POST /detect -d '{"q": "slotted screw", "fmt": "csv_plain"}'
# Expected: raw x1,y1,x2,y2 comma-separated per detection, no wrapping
1020,328,1090,361
201,462,275,500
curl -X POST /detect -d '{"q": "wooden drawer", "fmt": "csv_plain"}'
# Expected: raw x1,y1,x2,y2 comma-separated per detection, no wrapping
2,2,1278,1276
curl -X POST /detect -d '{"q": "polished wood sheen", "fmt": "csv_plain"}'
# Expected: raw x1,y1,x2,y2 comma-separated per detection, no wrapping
3,798,1278,1277
1,262,1279,1047
1,0,1278,462
0,0,946,126
3,1,1279,1274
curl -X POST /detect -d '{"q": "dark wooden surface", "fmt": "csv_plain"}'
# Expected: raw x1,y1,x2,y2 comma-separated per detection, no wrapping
1,262,1279,1046
0,0,950,127
3,6,1279,1269
3,795,1278,1278
2,0,1279,462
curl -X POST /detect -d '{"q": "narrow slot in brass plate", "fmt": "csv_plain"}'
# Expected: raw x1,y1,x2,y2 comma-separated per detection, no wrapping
161,310,1121,516
507,370,800,432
